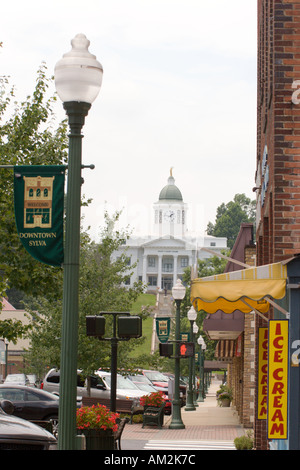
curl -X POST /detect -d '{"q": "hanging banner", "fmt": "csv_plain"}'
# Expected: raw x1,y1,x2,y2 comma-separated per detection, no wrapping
14,166,66,267
156,317,170,343
257,327,268,420
267,320,289,440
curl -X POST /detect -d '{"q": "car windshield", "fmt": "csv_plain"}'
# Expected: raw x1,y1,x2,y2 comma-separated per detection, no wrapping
134,383,157,392
104,375,139,390
130,375,151,384
145,371,168,382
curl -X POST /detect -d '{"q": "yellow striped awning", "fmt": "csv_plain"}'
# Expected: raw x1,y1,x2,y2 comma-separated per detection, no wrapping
191,262,287,314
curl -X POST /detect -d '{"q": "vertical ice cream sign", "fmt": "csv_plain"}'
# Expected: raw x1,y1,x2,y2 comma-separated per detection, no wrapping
258,327,268,420
23,175,54,229
267,320,289,440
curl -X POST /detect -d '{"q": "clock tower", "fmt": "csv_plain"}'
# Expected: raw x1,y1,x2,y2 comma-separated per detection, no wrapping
153,169,187,238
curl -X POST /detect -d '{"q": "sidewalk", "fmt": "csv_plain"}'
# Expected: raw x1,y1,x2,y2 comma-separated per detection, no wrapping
122,379,245,444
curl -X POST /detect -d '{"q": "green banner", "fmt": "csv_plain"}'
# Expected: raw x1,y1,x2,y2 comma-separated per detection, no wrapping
156,317,170,343
14,166,66,267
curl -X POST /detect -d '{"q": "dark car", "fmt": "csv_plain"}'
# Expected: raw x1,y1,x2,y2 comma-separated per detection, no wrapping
0,385,59,423
0,401,56,450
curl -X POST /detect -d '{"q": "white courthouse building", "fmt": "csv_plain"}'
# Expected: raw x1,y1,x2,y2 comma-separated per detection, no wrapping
113,172,227,292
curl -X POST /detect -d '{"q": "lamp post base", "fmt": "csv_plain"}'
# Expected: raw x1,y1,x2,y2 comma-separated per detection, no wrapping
169,399,185,429
185,390,196,411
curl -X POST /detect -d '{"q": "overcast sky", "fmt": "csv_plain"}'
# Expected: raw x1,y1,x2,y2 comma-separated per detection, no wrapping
1,0,257,240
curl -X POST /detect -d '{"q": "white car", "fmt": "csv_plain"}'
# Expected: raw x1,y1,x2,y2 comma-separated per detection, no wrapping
95,371,150,411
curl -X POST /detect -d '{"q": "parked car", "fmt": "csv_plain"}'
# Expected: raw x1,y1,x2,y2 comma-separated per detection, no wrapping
26,374,39,387
127,374,172,414
42,368,148,412
142,369,186,406
95,371,149,412
4,374,30,386
0,400,56,450
41,368,109,401
0,385,59,423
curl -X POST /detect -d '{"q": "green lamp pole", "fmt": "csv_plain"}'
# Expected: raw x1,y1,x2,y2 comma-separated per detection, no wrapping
54,34,103,450
192,322,199,407
169,279,186,429
197,335,205,402
185,306,197,411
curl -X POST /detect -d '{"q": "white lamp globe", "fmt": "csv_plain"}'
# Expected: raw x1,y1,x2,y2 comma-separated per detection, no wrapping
172,279,186,300
55,33,103,104
187,306,197,322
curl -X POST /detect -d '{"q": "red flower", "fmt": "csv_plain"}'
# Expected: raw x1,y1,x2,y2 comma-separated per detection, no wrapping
140,391,164,407
76,404,119,431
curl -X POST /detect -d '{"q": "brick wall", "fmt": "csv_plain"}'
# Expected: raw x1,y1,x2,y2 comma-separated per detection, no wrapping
256,0,300,449
257,0,300,263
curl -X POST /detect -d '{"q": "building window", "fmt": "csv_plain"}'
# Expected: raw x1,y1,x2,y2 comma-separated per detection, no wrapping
148,256,156,267
210,242,216,247
159,211,162,223
181,257,188,268
163,258,173,272
148,276,157,286
182,210,185,225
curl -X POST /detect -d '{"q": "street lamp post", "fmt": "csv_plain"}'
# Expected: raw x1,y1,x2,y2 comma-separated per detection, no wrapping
169,279,186,429
197,336,205,402
54,34,103,450
185,306,197,411
192,322,199,407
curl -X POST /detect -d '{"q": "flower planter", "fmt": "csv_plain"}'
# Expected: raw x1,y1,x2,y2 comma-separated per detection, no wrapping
220,398,231,407
142,404,165,428
77,428,115,450
76,403,119,450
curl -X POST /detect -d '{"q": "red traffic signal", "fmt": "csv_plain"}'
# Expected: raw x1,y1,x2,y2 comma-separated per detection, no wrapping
179,342,194,358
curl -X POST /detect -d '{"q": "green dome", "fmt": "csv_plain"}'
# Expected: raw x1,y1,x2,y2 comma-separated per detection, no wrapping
159,175,183,201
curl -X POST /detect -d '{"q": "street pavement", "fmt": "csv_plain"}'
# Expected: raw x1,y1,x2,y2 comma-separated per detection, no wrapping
121,379,245,451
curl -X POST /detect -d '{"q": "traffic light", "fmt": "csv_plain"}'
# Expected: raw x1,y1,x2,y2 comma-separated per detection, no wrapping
86,316,105,337
179,342,194,358
118,315,142,338
159,342,173,357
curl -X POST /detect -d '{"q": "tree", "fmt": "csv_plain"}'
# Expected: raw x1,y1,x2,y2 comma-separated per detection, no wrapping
207,194,256,249
25,212,150,379
0,63,68,304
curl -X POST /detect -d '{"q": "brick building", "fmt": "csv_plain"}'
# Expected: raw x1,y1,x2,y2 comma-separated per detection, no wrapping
255,0,300,449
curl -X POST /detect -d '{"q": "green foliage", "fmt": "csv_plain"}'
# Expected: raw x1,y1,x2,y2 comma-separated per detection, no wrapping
234,430,254,450
207,193,256,249
25,212,151,379
0,63,68,344
0,318,31,344
0,63,68,302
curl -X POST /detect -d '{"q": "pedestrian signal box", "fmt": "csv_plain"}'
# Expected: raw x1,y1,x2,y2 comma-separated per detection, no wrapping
86,316,105,337
179,342,194,358
159,342,173,357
